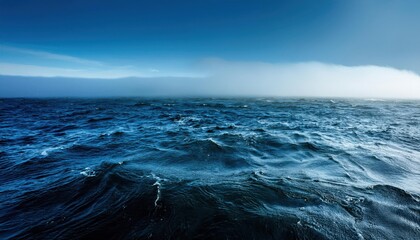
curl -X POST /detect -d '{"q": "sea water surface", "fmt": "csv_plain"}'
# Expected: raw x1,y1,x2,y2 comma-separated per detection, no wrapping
0,98,419,239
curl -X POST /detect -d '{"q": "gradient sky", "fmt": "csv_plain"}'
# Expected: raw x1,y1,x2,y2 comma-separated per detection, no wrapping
1,0,420,97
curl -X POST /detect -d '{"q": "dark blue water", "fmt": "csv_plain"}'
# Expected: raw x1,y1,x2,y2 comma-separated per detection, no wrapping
0,98,419,239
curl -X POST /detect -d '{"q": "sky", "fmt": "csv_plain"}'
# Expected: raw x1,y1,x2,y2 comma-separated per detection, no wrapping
0,0,420,98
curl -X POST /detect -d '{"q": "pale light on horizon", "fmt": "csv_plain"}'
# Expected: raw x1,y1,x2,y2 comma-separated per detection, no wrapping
1,58,419,99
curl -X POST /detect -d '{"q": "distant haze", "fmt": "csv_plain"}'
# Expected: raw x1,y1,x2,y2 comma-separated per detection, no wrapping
1,59,419,99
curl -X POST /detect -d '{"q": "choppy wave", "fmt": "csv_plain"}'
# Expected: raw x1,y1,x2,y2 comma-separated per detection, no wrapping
0,98,419,239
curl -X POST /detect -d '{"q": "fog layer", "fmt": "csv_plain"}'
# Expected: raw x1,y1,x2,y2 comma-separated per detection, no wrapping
1,60,419,98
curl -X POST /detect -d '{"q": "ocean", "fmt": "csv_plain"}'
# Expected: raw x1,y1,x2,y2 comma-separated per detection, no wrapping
0,98,419,239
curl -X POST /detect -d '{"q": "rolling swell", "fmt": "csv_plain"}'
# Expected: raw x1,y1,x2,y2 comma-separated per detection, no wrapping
0,98,419,239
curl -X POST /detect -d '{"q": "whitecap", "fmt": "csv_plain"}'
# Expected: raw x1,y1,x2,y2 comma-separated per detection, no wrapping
364,98,385,102
176,116,201,125
40,145,66,156
80,167,96,177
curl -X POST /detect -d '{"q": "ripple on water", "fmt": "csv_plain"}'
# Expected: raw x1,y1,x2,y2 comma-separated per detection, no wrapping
0,98,419,239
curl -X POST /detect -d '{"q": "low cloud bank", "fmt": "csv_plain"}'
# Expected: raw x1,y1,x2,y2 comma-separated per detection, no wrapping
1,59,419,98
199,59,420,99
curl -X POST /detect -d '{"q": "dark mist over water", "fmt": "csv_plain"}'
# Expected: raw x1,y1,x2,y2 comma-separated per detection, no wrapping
0,98,419,239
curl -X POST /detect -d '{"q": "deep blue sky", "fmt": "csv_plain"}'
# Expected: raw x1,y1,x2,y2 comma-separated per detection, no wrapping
0,0,341,64
1,0,419,73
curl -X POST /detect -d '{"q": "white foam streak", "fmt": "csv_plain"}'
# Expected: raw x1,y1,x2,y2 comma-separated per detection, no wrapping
151,173,163,207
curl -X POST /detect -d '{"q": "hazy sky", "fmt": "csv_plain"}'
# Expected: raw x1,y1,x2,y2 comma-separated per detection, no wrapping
1,0,419,98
